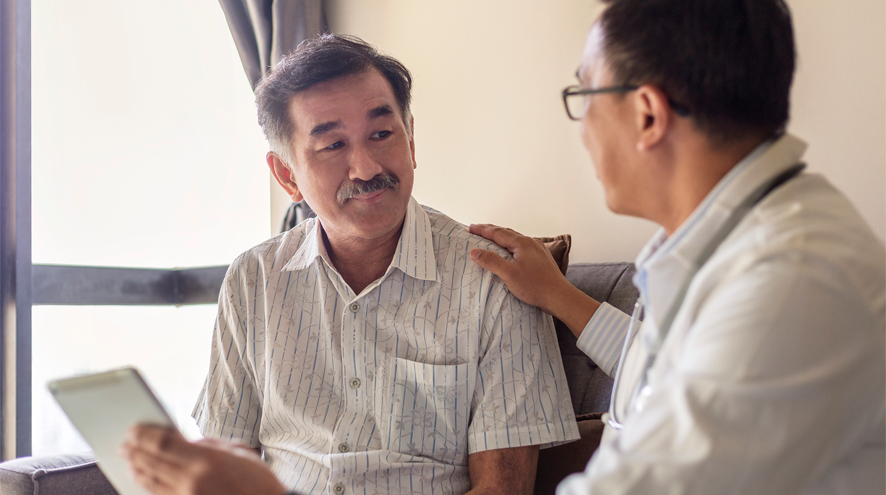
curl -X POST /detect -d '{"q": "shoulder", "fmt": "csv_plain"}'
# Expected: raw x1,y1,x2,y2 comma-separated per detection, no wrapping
227,219,315,278
756,173,877,236
421,205,519,311
422,204,512,260
677,178,885,379
726,175,882,286
701,174,885,330
745,174,886,290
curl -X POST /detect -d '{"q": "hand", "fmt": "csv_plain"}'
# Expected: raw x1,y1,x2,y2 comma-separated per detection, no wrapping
468,224,567,313
120,425,287,495
469,223,601,338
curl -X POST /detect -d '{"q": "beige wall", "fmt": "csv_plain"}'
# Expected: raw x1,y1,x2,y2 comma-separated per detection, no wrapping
271,0,886,262
789,0,885,243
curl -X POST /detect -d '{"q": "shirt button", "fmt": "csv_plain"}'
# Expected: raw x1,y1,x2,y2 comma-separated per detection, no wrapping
338,442,349,453
349,378,361,389
333,484,345,494
349,302,360,313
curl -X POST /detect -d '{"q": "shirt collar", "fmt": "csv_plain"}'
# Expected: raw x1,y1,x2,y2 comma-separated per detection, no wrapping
389,196,441,283
633,133,808,326
283,216,325,271
282,196,440,283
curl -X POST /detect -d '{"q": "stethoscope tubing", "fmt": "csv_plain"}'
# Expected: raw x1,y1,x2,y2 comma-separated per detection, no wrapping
607,299,642,430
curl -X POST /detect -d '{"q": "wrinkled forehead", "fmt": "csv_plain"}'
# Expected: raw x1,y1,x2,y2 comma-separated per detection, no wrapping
287,69,400,129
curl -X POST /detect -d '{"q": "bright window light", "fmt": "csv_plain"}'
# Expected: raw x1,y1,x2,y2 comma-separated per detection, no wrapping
31,0,271,455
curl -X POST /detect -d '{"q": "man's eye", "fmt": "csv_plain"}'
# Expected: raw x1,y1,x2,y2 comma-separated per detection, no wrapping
324,141,344,150
371,130,392,140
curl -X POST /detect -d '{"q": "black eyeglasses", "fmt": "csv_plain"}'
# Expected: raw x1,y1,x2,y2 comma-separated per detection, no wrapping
561,84,690,121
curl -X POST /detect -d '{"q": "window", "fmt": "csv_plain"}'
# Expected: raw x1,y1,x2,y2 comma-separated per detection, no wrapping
24,0,272,455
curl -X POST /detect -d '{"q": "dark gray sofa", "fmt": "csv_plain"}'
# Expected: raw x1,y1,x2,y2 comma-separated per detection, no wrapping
0,262,638,495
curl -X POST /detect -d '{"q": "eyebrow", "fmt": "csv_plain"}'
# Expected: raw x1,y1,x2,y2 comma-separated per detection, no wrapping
310,120,342,137
308,105,395,137
368,104,394,120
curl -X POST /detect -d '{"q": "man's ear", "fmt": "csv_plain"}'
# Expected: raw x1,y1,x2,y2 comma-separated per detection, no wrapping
633,85,671,152
266,152,304,202
408,116,417,169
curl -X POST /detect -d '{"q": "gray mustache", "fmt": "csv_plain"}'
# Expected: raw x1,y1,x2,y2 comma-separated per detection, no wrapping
337,173,400,204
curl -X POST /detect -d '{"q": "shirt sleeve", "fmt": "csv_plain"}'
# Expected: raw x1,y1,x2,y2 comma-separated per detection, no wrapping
191,258,263,447
557,255,885,495
576,302,632,377
467,278,580,454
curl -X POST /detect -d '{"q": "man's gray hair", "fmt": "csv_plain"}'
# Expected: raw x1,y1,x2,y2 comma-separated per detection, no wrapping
255,34,414,167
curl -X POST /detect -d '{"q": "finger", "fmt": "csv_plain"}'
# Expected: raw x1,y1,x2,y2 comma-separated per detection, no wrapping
129,425,190,459
197,438,261,459
469,248,511,278
130,463,176,495
468,223,499,236
469,224,525,251
126,447,185,491
195,438,229,453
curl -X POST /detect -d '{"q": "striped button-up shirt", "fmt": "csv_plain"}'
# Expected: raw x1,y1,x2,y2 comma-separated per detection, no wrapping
193,197,579,495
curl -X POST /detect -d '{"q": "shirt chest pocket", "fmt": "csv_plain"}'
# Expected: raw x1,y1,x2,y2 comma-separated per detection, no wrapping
374,358,477,465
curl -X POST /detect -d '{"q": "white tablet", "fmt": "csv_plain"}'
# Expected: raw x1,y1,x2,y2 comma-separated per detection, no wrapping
47,367,176,495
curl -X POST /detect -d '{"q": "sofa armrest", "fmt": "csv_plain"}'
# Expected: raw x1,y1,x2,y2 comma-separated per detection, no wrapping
534,413,604,495
0,452,117,495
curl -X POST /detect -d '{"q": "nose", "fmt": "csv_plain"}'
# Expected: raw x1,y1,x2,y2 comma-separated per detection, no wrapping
348,144,384,182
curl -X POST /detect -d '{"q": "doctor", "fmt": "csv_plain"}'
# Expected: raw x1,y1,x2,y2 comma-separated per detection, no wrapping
469,0,885,493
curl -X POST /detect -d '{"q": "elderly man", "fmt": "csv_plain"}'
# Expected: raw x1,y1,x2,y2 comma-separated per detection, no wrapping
123,34,577,495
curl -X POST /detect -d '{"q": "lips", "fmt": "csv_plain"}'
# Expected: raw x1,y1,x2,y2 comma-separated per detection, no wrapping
349,188,387,203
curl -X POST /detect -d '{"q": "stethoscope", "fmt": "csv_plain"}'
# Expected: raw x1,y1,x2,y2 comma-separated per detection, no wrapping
606,162,806,430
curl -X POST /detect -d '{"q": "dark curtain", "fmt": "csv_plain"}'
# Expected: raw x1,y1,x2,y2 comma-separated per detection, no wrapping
219,0,327,89
218,0,326,227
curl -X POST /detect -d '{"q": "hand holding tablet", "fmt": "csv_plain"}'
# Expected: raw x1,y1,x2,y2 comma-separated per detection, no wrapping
121,423,287,495
48,367,288,495
48,367,176,495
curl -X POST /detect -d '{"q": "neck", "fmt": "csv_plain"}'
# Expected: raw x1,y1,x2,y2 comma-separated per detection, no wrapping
655,135,767,236
320,219,404,295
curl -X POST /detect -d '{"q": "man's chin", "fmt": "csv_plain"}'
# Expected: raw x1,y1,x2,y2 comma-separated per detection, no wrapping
323,207,407,238
342,221,406,244
603,193,630,216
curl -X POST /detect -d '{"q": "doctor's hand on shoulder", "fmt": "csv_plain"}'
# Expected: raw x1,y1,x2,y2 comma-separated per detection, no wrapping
121,424,290,495
469,223,602,338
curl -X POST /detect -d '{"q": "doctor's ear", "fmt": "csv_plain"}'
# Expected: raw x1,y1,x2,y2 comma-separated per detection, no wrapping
634,85,671,152
266,152,304,202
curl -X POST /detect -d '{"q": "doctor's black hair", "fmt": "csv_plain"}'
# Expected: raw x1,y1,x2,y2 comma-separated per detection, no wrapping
598,0,795,145
255,34,413,163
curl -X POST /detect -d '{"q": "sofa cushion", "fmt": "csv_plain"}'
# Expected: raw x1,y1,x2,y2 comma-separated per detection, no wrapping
535,234,572,275
565,262,638,314
0,452,117,495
